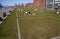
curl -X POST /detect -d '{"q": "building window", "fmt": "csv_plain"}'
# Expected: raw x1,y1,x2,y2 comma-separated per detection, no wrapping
46,0,53,9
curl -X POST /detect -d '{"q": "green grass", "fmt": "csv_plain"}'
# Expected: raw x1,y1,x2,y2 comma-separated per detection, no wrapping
19,18,59,39
0,10,18,39
0,7,60,39
16,8,60,39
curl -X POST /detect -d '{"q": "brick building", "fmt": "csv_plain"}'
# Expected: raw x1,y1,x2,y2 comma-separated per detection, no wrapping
26,0,46,8
26,3,33,8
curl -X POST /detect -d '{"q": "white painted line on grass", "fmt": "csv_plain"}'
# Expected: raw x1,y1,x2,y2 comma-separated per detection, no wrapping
16,13,21,39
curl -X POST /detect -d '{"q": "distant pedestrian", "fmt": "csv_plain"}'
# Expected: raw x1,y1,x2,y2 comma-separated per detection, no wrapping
28,11,31,15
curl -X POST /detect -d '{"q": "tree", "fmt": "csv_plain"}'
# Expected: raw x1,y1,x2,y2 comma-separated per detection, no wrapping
21,3,24,7
15,4,17,7
0,3,3,8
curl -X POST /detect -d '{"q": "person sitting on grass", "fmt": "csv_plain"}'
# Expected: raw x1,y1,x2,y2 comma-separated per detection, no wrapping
28,11,31,15
25,11,31,16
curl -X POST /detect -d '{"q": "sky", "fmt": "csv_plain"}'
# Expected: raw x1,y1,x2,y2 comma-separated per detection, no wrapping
0,0,59,6
0,0,33,6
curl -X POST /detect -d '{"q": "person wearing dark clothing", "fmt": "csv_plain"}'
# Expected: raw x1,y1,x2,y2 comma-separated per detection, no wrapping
28,11,31,15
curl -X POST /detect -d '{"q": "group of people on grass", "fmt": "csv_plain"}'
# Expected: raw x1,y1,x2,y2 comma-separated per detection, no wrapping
18,8,60,16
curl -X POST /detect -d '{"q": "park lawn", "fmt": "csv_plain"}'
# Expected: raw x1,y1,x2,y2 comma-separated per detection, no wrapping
0,10,18,39
16,8,60,39
19,17,60,39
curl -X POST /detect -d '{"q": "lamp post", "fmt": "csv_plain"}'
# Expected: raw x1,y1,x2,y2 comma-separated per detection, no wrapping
53,0,55,9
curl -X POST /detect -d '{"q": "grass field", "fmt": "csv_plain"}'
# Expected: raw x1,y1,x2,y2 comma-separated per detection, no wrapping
17,8,60,39
0,7,60,39
0,10,18,39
